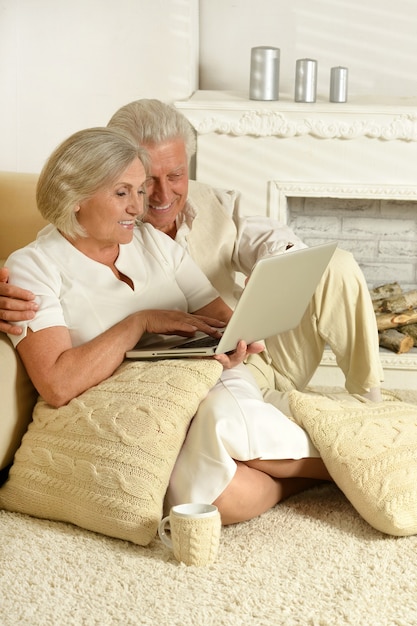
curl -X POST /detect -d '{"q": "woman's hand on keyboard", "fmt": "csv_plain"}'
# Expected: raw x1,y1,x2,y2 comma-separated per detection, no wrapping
135,309,226,338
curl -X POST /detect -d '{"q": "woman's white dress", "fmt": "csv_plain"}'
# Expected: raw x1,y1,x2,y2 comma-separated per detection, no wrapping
7,223,319,506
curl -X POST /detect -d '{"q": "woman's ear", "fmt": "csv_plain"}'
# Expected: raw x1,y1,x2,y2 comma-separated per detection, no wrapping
74,205,80,213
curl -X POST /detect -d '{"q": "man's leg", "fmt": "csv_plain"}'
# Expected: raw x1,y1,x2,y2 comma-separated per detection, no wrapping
246,248,384,399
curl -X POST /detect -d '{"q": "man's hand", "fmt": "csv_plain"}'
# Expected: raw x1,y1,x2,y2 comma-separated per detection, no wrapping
0,267,38,335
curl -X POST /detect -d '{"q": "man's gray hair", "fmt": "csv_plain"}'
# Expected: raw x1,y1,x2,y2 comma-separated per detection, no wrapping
107,99,196,160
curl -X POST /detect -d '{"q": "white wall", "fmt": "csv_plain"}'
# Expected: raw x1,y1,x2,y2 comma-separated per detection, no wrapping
3,0,417,173
0,0,198,172
199,0,417,99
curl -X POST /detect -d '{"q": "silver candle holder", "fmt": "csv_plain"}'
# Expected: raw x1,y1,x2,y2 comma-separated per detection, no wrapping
329,66,348,103
249,46,280,101
294,58,317,103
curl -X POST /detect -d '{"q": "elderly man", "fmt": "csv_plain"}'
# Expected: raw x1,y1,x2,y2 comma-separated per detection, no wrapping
0,98,383,401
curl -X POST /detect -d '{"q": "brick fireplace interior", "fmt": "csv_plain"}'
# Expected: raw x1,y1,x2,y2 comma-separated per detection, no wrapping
175,91,417,388
288,196,417,294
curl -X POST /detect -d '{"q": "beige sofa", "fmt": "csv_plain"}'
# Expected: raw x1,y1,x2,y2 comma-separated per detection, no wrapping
0,172,48,470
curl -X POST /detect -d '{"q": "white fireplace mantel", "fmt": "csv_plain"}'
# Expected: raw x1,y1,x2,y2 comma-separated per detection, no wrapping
177,91,417,140
175,90,417,389
175,90,417,218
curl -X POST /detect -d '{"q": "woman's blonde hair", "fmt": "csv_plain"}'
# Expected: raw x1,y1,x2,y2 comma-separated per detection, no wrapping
107,99,196,160
36,127,150,238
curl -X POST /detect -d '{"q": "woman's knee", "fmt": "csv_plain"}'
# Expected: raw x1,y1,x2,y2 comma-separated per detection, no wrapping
213,461,281,525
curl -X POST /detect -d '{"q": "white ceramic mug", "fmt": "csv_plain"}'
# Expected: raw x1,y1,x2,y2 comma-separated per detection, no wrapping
158,503,221,566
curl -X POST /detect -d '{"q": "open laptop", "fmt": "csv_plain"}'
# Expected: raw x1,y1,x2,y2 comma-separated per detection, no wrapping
126,241,337,359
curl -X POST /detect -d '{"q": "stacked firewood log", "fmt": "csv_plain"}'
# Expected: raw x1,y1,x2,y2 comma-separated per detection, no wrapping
370,282,417,354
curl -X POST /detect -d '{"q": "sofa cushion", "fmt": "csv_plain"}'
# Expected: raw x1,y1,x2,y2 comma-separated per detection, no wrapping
288,390,417,536
0,359,222,545
0,334,38,470
0,171,46,261
0,171,46,469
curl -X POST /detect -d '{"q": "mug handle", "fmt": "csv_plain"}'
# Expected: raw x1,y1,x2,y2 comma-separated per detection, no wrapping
158,516,172,548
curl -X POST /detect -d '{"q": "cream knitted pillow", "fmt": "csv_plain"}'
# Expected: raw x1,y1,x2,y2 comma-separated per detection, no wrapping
0,359,222,546
288,390,417,536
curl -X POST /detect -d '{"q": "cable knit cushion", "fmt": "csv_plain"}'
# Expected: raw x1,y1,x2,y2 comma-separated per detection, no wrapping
0,359,222,546
288,390,417,536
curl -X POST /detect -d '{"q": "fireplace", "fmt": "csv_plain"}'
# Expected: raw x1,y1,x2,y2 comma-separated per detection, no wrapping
284,191,417,293
175,91,417,388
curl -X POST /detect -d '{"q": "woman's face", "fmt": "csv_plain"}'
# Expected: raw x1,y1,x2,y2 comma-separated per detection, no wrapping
75,157,147,249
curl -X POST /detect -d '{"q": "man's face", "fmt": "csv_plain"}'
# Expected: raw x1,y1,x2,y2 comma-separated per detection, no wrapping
143,138,189,236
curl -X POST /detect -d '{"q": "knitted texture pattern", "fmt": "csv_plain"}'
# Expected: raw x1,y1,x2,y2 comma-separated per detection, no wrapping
288,390,417,536
0,359,222,546
171,515,221,566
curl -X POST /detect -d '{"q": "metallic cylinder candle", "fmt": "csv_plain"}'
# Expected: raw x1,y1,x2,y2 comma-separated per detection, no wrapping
249,46,280,101
294,58,317,103
329,66,348,102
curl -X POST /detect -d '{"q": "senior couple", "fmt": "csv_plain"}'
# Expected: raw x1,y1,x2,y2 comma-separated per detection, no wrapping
0,99,383,526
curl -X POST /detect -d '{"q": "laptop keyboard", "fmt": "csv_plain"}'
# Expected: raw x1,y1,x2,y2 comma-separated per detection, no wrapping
177,335,220,349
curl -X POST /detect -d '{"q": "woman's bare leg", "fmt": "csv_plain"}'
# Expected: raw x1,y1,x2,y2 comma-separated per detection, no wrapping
213,461,328,525
246,457,332,481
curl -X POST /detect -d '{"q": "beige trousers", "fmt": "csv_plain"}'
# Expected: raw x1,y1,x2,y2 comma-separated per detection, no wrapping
245,248,384,396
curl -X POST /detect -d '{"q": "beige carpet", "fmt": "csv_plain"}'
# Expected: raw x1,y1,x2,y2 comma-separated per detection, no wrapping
1,387,417,626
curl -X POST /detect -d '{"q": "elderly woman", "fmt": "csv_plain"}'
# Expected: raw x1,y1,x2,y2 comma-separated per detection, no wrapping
6,127,331,525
